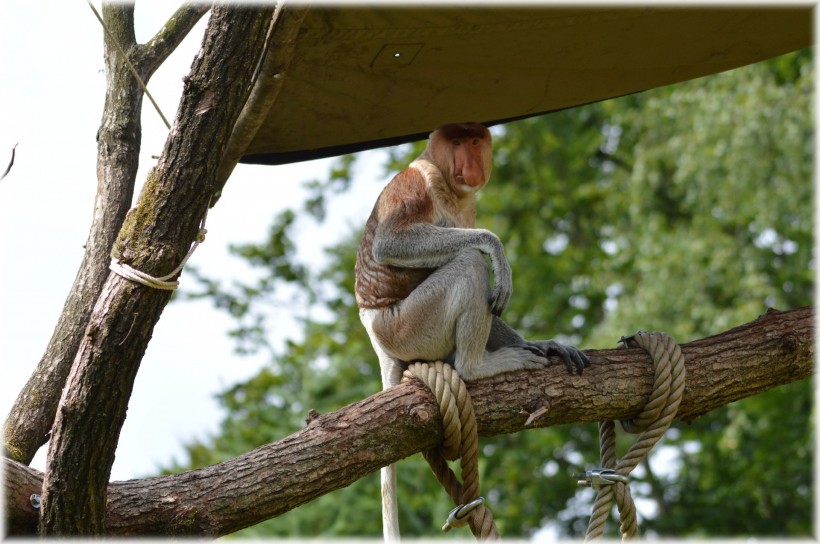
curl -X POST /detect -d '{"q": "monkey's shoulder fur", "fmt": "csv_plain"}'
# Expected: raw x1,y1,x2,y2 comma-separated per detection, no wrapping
354,159,477,310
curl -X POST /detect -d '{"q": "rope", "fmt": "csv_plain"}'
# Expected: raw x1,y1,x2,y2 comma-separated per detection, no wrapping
584,331,686,541
109,205,209,291
86,0,172,130
402,361,500,541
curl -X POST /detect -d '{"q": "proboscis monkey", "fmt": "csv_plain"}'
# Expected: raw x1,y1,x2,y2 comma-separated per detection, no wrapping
354,122,589,541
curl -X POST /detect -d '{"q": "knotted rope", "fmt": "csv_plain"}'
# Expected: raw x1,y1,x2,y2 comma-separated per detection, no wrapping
583,331,686,540
109,203,209,291
402,361,500,541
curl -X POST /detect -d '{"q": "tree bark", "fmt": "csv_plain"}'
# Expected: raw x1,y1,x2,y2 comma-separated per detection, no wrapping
213,2,310,197
3,3,209,466
6,306,812,536
36,6,273,535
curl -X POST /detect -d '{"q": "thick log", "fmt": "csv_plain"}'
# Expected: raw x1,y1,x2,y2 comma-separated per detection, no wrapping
4,306,813,536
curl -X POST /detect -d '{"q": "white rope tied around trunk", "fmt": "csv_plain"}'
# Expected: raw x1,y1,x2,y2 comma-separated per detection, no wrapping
109,206,208,291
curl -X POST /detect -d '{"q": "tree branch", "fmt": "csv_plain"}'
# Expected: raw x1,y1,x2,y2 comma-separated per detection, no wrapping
0,143,17,182
3,3,208,466
136,4,211,79
213,2,310,199
36,7,274,535
3,4,141,465
6,306,812,536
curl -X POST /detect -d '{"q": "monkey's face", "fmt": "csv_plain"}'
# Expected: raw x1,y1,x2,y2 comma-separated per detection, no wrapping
431,123,493,195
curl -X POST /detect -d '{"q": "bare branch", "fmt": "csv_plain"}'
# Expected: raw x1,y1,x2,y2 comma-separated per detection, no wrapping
213,3,311,199
0,143,17,181
36,7,275,535
4,1,209,468
137,3,211,78
3,4,140,465
6,306,812,536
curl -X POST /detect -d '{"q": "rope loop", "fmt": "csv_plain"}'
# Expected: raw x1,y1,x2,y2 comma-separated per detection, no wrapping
402,361,500,541
109,205,209,291
584,331,686,541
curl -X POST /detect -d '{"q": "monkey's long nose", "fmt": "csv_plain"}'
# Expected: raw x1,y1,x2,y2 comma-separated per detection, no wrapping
460,164,484,187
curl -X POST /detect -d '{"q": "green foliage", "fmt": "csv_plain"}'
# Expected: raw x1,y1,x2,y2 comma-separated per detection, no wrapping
165,50,813,538
645,380,813,537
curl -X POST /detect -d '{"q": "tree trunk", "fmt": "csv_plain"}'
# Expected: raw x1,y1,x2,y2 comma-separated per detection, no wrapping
6,306,812,536
36,6,273,535
213,3,311,196
2,3,209,466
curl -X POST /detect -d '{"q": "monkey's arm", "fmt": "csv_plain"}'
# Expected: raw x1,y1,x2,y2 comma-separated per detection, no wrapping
372,221,512,315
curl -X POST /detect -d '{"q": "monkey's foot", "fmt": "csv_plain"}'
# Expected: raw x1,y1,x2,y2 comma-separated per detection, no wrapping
527,340,590,374
465,345,548,380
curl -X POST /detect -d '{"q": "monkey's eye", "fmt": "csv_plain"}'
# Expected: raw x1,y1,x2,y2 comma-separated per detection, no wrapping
472,138,480,145
452,139,461,146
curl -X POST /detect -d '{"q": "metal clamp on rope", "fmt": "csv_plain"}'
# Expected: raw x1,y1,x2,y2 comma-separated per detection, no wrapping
574,469,628,491
442,497,485,532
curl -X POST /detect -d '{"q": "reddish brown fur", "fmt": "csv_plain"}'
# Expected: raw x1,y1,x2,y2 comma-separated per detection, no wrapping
355,123,491,310
355,168,437,308
436,123,488,140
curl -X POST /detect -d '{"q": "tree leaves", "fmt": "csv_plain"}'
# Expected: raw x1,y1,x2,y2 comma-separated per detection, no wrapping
164,50,813,538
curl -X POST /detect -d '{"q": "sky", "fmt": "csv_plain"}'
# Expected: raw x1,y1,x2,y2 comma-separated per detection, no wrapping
0,2,388,480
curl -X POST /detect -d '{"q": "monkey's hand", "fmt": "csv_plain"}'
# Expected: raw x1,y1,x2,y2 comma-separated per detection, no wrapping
528,340,590,374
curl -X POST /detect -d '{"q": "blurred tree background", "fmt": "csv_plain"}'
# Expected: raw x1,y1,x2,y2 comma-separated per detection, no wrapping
162,49,813,538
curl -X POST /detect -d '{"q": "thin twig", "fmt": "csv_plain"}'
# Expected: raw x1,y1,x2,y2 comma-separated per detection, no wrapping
1,143,18,181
